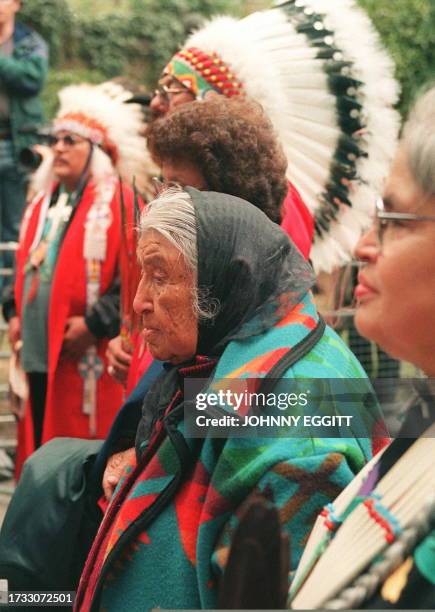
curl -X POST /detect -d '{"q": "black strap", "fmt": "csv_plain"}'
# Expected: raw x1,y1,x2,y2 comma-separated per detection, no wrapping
258,316,326,395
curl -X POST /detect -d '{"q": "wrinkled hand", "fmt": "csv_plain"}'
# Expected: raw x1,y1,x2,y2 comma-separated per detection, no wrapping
102,447,136,501
106,335,133,386
61,316,96,361
8,316,21,350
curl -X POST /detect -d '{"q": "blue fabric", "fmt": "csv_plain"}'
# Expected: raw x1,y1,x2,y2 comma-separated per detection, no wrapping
0,20,47,293
0,140,26,293
95,293,374,611
21,273,50,372
21,193,73,372
89,359,164,490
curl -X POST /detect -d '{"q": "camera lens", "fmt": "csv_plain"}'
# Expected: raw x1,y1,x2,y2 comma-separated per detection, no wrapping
19,147,43,170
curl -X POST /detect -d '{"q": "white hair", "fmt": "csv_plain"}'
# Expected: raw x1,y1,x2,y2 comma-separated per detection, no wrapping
402,85,435,196
139,187,219,321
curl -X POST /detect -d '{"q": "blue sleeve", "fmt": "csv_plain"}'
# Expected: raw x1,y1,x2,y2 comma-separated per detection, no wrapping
89,360,164,488
0,31,48,95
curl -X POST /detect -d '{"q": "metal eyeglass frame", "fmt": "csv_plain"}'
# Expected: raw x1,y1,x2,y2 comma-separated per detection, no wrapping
375,196,435,244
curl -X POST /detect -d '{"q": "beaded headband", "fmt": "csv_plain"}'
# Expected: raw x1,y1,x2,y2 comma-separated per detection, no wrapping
54,112,118,164
164,47,244,99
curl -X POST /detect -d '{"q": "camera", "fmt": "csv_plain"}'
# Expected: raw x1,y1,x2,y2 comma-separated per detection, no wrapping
18,125,53,171
19,146,43,170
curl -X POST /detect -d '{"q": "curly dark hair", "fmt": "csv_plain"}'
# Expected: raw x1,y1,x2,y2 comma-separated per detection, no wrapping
146,97,288,223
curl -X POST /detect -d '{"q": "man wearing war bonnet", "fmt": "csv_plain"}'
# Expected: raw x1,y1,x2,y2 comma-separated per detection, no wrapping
6,82,148,474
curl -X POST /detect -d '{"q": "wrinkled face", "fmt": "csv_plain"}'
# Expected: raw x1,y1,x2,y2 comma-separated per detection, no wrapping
133,230,198,363
161,159,208,190
355,146,435,374
51,131,92,189
149,74,195,119
0,0,20,25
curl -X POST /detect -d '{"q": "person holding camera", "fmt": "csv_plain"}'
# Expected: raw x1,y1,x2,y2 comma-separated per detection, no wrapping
6,82,148,476
0,0,48,290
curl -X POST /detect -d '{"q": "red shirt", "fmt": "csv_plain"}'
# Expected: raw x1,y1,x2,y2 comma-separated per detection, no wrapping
280,181,314,259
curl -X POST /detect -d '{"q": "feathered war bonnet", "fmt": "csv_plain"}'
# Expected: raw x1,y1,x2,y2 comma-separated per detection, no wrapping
166,0,401,272
32,81,156,197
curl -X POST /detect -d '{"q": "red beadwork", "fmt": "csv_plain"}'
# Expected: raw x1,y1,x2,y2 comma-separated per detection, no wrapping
175,47,245,97
363,499,395,543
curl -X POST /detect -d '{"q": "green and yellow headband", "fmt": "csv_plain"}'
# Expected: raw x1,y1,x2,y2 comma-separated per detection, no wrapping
164,48,244,99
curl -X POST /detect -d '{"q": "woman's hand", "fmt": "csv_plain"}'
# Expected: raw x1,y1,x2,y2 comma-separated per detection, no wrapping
106,335,133,386
102,447,136,501
8,316,21,350
61,316,96,361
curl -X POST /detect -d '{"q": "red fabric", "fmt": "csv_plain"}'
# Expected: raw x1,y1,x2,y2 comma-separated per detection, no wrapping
280,181,314,260
125,337,153,396
119,192,144,354
14,181,135,478
372,418,391,456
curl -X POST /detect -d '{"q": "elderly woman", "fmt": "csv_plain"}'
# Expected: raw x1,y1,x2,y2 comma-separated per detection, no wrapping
290,87,435,609
106,96,290,390
75,186,379,611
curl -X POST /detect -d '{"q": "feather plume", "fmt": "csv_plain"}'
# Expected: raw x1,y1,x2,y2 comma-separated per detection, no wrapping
56,81,158,198
184,0,400,271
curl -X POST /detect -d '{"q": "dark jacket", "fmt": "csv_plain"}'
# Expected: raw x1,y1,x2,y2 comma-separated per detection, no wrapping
0,21,48,159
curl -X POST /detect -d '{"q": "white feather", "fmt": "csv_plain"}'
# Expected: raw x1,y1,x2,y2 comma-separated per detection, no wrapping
28,146,55,197
56,82,158,197
183,1,400,271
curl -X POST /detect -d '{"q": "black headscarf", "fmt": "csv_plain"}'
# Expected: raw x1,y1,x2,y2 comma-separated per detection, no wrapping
136,188,315,452
187,187,315,356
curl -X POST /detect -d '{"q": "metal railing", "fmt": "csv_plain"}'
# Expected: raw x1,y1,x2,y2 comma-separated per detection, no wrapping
0,242,18,489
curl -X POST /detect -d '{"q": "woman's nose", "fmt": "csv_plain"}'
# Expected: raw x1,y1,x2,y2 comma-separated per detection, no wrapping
133,278,153,316
355,224,380,263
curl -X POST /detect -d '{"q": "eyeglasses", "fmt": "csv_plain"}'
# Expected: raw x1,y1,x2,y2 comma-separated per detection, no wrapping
153,83,193,104
374,196,435,245
49,134,87,148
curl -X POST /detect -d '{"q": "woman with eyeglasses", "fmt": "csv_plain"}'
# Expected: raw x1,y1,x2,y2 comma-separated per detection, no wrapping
288,86,435,609
4,82,149,476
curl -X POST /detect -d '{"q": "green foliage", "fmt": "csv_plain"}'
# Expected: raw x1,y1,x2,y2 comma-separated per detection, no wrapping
75,12,136,78
358,0,435,115
69,0,131,15
41,68,106,119
20,0,75,64
74,0,244,84
22,0,434,120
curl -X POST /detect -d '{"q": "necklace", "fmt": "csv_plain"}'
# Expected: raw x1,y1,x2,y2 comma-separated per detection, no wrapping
29,191,73,269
